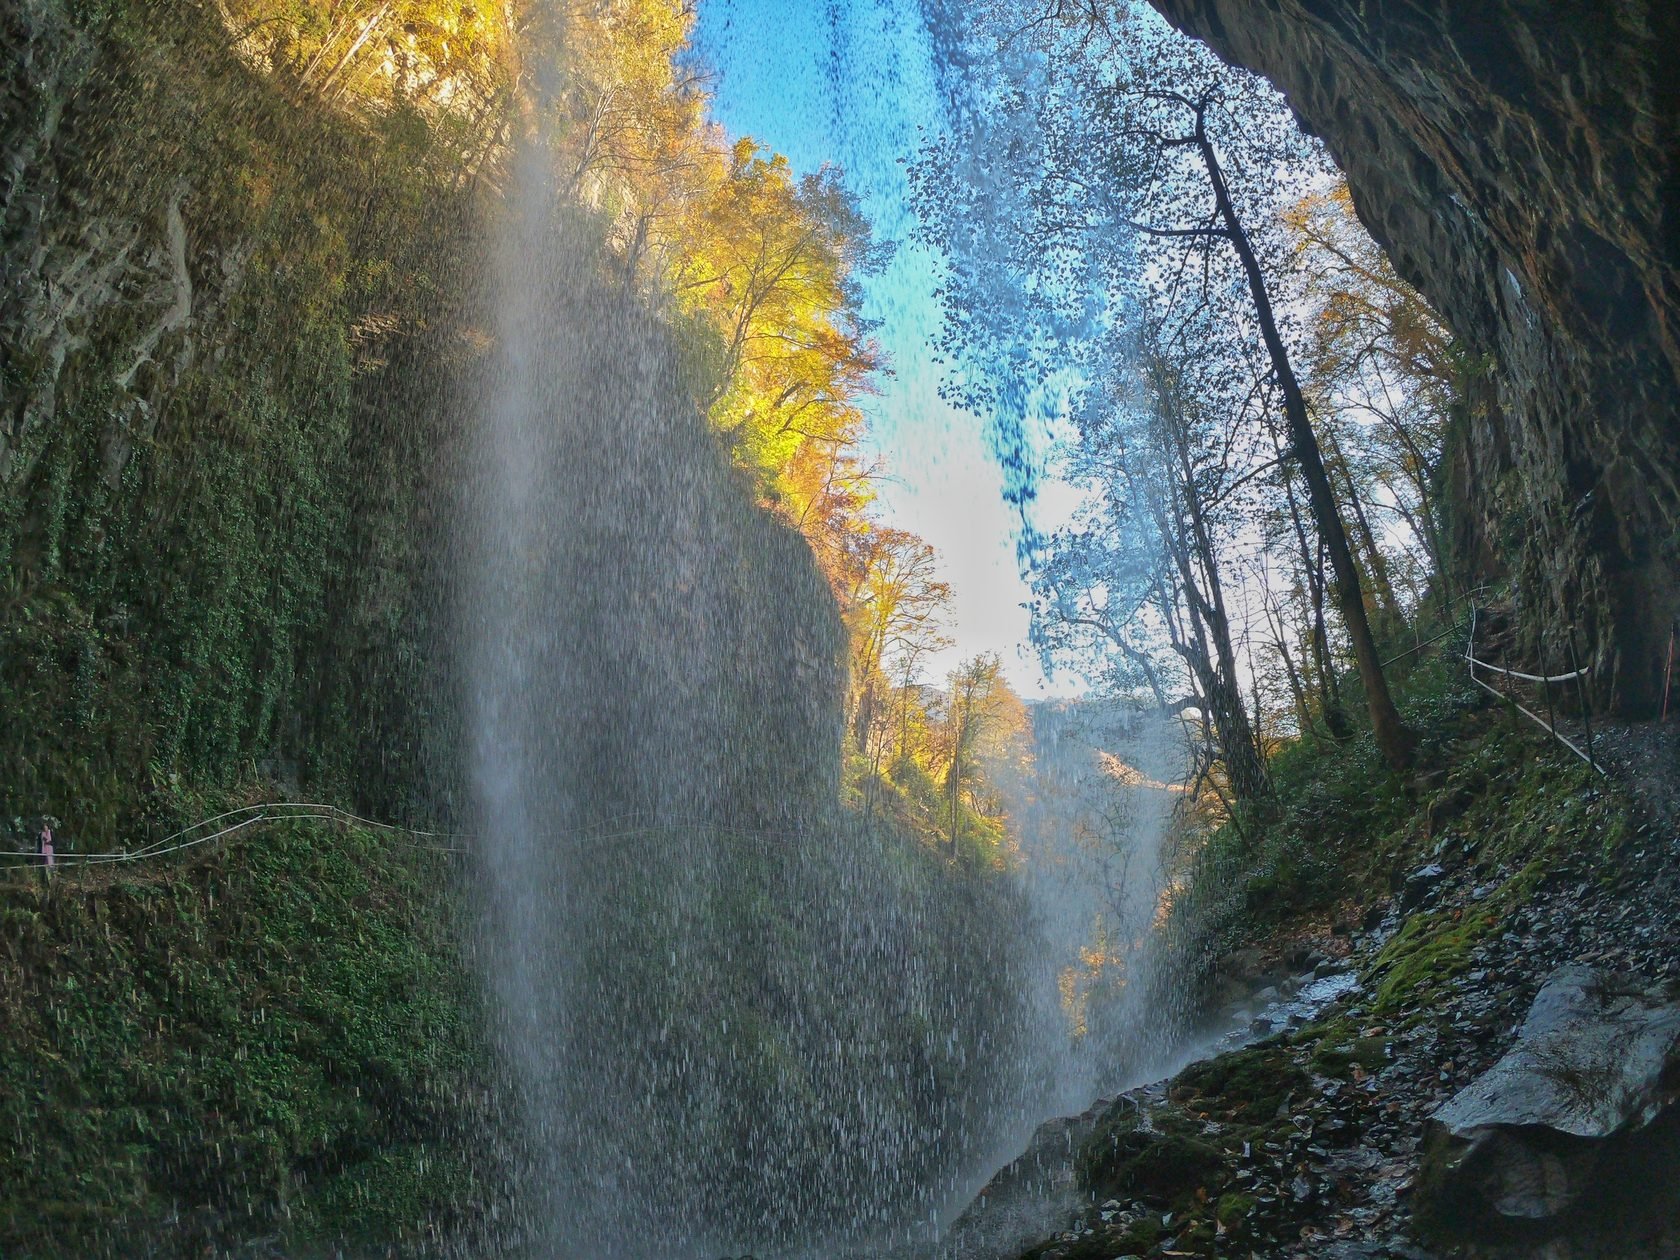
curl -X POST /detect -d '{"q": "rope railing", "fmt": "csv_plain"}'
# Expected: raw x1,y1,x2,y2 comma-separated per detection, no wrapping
0,802,469,869
1379,615,1470,669
1465,602,1604,775
2,802,829,871
1463,657,1590,685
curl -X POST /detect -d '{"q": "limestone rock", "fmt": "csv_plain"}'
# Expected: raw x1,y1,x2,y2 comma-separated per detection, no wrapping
1418,965,1680,1237
1400,863,1447,911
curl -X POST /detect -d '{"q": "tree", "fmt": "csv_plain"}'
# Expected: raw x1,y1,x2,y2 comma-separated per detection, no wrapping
1284,182,1456,590
1140,350,1270,801
935,654,1028,856
842,525,953,783
1118,78,1413,769
1031,325,1270,806
915,3,1416,773
663,144,889,515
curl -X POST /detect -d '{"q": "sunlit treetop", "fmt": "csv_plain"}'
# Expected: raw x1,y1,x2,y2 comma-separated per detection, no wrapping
216,0,945,677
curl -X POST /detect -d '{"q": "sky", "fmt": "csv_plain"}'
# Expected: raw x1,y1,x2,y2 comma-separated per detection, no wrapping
689,0,1081,697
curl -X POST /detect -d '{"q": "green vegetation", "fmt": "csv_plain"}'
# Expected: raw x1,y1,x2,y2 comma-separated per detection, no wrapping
1306,1021,1391,1078
1050,626,1642,1257
0,818,504,1257
1058,1042,1323,1257
1171,1045,1311,1125
3,20,498,1241
2,0,473,837
1151,636,1634,1008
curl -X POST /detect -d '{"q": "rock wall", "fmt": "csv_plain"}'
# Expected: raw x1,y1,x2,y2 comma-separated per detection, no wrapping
0,0,847,831
1147,0,1680,714
0,0,472,824
456,247,847,831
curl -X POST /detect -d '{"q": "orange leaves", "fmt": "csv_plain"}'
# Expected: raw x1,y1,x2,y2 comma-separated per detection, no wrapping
650,136,889,595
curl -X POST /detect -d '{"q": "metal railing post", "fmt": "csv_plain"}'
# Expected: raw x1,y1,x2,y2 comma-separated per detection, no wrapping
1539,628,1558,744
1570,634,1597,774
1664,621,1677,722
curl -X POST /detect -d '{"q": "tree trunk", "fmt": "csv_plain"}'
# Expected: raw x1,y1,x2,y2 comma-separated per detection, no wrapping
1146,403,1270,805
1323,428,1402,625
1194,107,1413,769
1271,423,1350,736
1267,587,1313,737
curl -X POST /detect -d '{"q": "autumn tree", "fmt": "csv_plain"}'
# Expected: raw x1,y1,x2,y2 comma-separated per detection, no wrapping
843,526,953,769
1105,62,1412,768
916,2,1420,777
660,144,888,514
1285,182,1457,590
217,0,513,120
934,654,1029,857
1031,322,1271,805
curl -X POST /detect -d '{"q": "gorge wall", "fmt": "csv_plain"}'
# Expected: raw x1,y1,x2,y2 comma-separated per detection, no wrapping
1147,0,1680,715
0,0,848,832
1,0,469,828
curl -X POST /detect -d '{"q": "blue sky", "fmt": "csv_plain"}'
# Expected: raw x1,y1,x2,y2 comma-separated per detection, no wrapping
690,0,1075,696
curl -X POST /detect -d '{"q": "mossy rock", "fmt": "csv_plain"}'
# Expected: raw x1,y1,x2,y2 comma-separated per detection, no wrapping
1170,1045,1313,1125
1077,1108,1228,1207
1015,1214,1166,1260
1215,1191,1257,1224
1368,905,1495,1012
1306,1018,1392,1078
1017,1234,1139,1260
1114,1215,1164,1250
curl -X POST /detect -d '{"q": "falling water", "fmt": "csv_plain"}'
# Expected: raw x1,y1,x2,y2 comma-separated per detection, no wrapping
453,6,1196,1259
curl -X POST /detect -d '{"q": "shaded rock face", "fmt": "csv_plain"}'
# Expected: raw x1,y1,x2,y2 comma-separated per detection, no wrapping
458,241,847,833
933,1093,1119,1260
1148,0,1680,714
1418,966,1680,1246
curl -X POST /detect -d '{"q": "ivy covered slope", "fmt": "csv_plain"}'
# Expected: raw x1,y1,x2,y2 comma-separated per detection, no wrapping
1,0,473,836
0,822,504,1257
1,0,500,1251
1160,648,1633,980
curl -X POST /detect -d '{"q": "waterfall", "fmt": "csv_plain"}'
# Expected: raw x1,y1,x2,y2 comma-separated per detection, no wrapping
452,9,1187,1258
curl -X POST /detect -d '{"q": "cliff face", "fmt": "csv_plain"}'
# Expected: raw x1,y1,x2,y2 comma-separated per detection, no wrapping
0,0,846,831
1148,0,1680,714
457,251,847,833
0,0,471,825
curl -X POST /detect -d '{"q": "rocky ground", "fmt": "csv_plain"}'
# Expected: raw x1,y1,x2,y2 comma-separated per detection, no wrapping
948,719,1680,1260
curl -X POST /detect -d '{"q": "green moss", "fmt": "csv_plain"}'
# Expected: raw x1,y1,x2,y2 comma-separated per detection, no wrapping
1114,1216,1165,1250
0,818,506,1256
1077,1105,1227,1207
1215,1191,1256,1224
1306,1019,1391,1077
1366,907,1486,1012
1170,1046,1313,1125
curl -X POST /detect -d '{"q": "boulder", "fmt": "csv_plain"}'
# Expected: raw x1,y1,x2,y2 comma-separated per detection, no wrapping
1399,864,1447,911
1417,966,1680,1242
934,1096,1113,1259
1219,946,1267,983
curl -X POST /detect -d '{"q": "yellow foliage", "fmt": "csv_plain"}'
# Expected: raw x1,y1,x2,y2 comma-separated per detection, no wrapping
217,0,510,115
663,143,884,522
221,0,888,592
223,0,968,820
